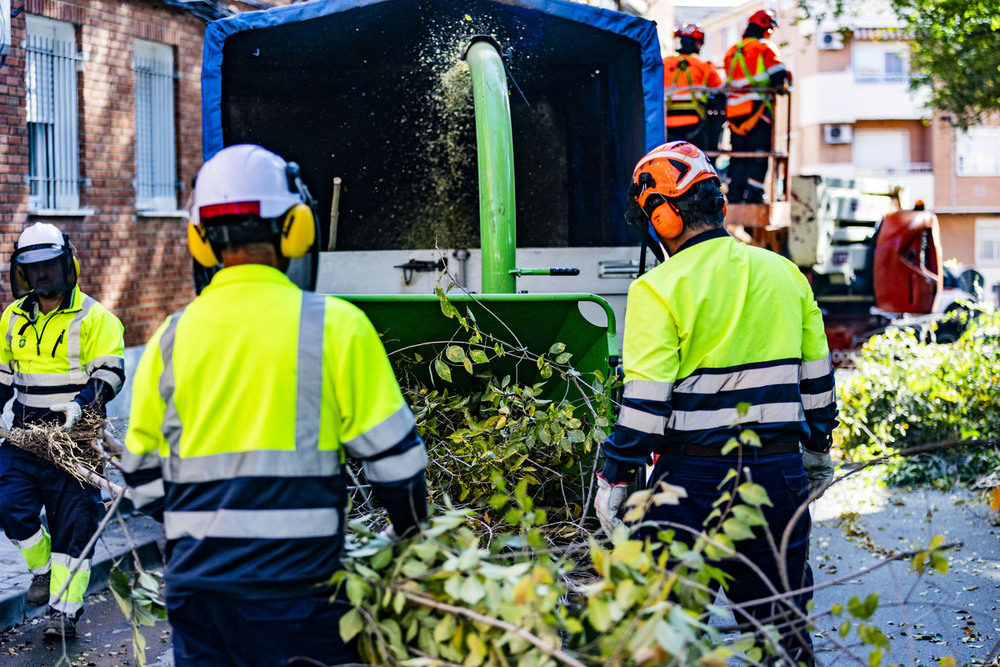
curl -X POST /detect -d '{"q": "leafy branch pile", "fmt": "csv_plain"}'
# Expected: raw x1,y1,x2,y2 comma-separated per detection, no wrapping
365,286,616,530
835,307,1000,486
335,285,956,665
340,465,953,665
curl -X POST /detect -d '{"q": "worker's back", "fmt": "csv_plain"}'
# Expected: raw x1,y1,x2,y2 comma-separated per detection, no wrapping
663,52,722,128
724,36,785,121
623,231,831,450
128,263,406,598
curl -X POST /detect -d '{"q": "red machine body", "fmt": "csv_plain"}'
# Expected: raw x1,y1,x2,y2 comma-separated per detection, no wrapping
873,209,943,315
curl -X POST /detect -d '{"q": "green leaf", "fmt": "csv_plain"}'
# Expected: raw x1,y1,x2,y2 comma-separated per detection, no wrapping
932,554,949,573
434,613,456,643
401,559,428,578
721,517,755,542
555,352,573,364
445,345,468,363
135,604,157,627
848,593,879,620
588,597,612,632
370,547,394,571
346,577,369,606
466,632,487,667
737,483,773,507
548,342,566,355
459,576,486,605
339,608,365,642
138,572,160,593
470,348,489,364
731,504,768,527
434,359,453,383
611,540,645,568
392,590,406,615
133,630,147,661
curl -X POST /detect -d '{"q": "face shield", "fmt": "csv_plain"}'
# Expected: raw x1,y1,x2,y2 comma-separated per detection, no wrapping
10,244,77,299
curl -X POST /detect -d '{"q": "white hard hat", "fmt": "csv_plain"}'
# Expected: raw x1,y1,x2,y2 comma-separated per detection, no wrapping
10,222,77,299
190,144,305,226
15,222,68,264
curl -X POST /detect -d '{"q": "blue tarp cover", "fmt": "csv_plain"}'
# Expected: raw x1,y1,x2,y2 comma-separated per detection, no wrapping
201,0,664,159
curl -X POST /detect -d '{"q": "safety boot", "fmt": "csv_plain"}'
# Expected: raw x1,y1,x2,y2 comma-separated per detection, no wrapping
43,610,77,640
26,571,50,607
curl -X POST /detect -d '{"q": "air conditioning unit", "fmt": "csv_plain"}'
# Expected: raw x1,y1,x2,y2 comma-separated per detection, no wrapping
819,31,844,50
824,124,853,144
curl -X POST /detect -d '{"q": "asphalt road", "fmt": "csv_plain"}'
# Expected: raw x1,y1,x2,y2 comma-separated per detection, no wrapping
0,589,173,667
809,472,1000,667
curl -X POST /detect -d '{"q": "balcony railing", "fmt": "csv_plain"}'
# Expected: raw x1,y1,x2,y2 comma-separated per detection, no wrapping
853,72,912,85
856,163,933,176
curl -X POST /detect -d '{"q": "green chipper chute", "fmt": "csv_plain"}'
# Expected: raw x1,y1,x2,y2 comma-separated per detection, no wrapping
343,36,618,399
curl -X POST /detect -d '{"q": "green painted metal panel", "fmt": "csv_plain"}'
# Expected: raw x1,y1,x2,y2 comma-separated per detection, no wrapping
341,293,619,401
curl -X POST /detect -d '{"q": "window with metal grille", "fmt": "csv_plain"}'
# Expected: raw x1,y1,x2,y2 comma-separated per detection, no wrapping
134,40,177,211
25,16,80,211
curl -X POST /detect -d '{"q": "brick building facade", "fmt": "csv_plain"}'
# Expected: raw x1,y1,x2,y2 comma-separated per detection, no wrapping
1,0,234,348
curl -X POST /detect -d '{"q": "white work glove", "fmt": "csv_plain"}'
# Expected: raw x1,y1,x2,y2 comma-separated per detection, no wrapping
594,474,629,539
50,401,82,431
801,448,835,498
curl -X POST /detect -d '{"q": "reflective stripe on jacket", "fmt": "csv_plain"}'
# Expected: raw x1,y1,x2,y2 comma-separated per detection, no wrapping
121,264,426,599
724,37,786,121
600,228,838,484
663,53,723,128
0,285,125,426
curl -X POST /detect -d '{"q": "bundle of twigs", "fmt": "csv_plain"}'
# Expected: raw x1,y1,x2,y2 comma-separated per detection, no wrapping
2,413,126,497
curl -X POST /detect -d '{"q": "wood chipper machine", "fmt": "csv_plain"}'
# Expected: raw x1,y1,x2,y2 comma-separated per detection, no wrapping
197,0,668,398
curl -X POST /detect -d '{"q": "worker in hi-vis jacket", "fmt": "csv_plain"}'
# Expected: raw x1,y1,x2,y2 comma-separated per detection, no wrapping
121,144,428,667
595,141,836,666
0,222,125,640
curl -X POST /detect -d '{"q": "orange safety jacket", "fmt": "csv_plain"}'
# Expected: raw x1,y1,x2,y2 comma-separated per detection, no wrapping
724,37,786,134
663,53,723,128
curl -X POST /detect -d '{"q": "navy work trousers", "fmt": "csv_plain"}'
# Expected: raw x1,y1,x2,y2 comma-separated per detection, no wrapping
168,592,361,667
640,450,814,664
728,116,773,204
0,444,100,558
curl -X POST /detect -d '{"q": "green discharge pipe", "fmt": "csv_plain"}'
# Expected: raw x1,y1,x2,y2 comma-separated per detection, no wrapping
463,36,516,294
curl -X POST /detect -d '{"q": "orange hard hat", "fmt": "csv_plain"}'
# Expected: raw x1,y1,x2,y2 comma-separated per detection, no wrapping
674,23,705,43
748,9,778,31
628,141,722,239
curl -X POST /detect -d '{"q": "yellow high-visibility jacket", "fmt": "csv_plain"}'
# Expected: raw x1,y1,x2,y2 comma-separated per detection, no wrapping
0,285,125,427
601,229,838,483
122,264,426,598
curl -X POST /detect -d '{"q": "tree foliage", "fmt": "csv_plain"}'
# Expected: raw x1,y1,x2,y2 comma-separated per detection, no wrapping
798,0,1000,127
835,307,1000,486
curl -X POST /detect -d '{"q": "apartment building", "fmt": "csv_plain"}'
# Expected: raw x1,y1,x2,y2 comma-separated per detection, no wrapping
687,0,1000,297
